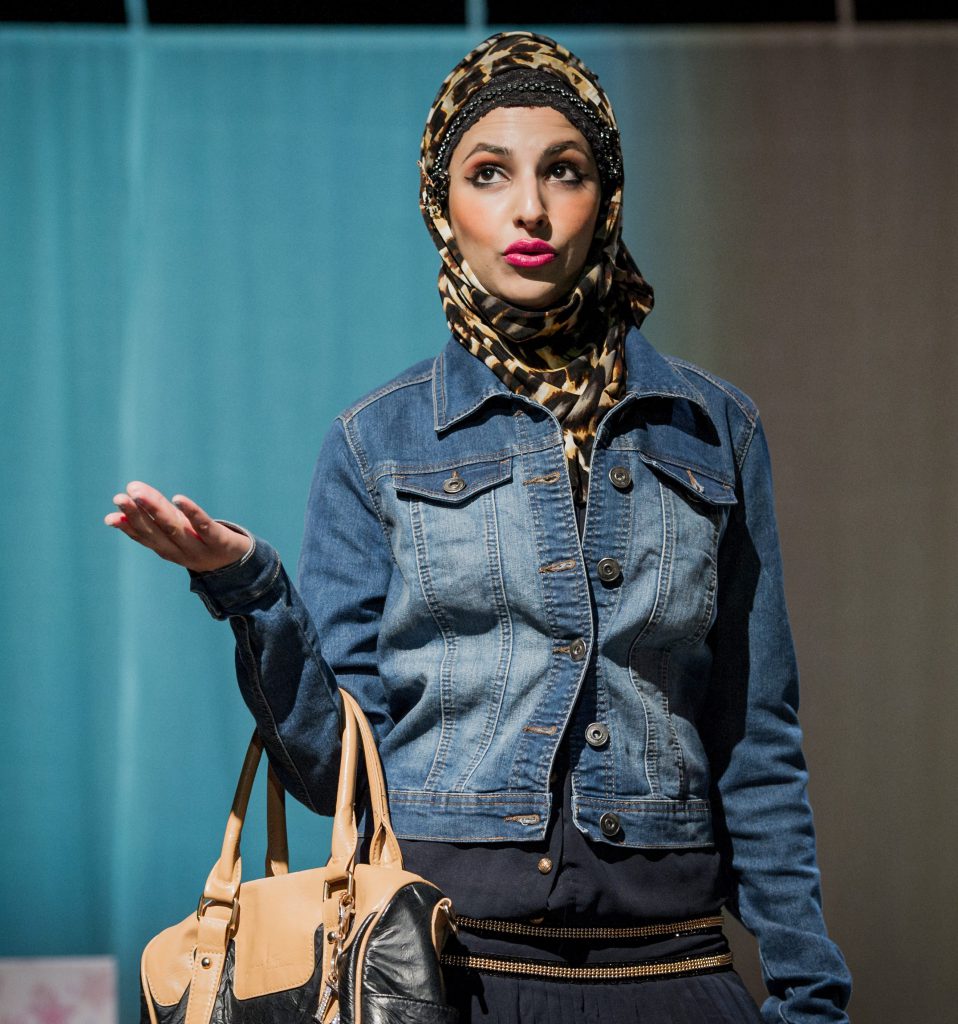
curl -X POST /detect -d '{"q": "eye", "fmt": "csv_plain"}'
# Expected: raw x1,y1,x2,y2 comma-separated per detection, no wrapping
467,163,506,186
548,161,585,184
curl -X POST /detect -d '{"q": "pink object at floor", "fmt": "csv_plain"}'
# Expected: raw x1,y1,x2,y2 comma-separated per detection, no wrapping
0,958,116,1024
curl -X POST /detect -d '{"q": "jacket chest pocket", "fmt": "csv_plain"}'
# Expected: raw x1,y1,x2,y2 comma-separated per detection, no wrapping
630,454,737,648
392,457,517,625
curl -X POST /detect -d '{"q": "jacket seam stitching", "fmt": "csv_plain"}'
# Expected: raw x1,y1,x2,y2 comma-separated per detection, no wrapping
635,450,735,489
410,499,459,790
338,415,392,542
734,415,759,472
574,798,712,811
434,351,446,430
371,445,548,480
439,388,519,431
667,359,758,427
456,489,514,790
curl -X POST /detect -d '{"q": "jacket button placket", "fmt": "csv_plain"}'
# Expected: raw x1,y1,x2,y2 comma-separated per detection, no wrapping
508,405,595,797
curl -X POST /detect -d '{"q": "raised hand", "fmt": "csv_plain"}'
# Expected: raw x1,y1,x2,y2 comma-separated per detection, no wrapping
104,481,252,573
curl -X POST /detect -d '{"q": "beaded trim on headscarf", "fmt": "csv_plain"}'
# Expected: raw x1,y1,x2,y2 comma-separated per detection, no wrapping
418,31,654,504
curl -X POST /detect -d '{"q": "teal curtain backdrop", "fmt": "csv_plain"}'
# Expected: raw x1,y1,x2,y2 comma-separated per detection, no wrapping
2,24,956,1024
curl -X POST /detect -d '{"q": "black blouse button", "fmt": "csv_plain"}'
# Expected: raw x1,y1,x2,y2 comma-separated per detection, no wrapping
569,637,588,661
442,470,466,494
609,465,632,489
596,557,622,583
537,857,554,875
599,812,622,837
585,722,609,748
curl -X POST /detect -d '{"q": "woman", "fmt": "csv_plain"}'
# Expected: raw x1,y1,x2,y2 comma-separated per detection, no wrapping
106,31,851,1024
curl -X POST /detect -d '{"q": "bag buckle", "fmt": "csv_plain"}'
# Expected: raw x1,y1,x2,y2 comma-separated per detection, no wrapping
321,872,356,999
196,895,240,935
439,896,458,936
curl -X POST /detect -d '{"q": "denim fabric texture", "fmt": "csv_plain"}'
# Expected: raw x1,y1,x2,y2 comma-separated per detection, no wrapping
191,327,851,1022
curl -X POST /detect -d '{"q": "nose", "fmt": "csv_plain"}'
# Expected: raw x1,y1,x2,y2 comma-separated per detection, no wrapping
513,172,548,231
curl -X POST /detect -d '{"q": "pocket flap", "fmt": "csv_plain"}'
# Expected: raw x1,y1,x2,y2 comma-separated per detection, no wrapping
393,458,512,505
638,455,737,506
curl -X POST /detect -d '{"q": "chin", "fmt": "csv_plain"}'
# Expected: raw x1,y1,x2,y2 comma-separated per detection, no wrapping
499,282,568,311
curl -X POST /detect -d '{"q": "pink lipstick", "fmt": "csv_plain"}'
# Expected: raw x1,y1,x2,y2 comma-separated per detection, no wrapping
503,239,557,268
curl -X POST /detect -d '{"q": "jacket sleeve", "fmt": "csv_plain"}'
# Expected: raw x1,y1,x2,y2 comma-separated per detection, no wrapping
188,415,393,814
705,412,852,1024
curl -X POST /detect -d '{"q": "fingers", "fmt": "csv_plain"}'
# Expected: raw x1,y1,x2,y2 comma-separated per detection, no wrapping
126,481,187,537
169,493,214,544
104,482,252,571
106,482,192,564
172,494,253,562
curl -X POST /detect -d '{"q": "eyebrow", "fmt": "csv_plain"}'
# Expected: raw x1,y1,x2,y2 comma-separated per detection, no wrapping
460,139,591,161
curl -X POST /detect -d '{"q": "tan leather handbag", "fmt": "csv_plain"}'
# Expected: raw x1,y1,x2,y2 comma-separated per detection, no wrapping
139,690,458,1024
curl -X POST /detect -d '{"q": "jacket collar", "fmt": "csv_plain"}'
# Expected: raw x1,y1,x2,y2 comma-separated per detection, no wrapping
432,326,710,433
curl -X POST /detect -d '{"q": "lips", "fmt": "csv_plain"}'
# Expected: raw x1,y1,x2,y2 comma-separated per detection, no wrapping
503,239,558,268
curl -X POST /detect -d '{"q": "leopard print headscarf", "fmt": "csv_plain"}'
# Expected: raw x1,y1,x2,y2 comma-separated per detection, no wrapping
419,31,654,504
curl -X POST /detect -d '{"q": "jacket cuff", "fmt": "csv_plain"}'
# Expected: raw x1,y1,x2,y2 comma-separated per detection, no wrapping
188,523,282,620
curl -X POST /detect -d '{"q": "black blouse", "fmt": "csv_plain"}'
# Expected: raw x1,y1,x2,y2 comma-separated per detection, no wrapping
398,760,726,924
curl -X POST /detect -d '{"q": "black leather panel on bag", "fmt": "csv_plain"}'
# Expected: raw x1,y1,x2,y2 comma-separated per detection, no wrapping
146,927,324,1024
140,983,164,1024
337,883,457,1024
364,993,460,1024
338,912,374,1024
149,974,190,1024
361,883,450,1001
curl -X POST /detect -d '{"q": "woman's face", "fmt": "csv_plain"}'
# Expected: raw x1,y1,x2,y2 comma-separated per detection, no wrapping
447,106,602,310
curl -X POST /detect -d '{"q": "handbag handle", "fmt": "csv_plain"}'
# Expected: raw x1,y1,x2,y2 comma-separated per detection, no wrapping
200,688,401,910
265,764,289,876
329,689,403,871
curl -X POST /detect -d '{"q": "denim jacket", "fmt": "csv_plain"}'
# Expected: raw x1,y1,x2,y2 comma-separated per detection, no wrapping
192,327,851,1022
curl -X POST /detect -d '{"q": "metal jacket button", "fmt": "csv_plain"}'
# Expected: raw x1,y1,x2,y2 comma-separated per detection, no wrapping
569,637,587,661
609,465,631,489
585,722,609,748
537,857,553,875
599,812,621,837
596,557,622,583
442,470,466,494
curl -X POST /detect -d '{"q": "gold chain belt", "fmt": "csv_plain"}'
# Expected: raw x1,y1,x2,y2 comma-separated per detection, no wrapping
440,951,733,981
453,913,724,941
